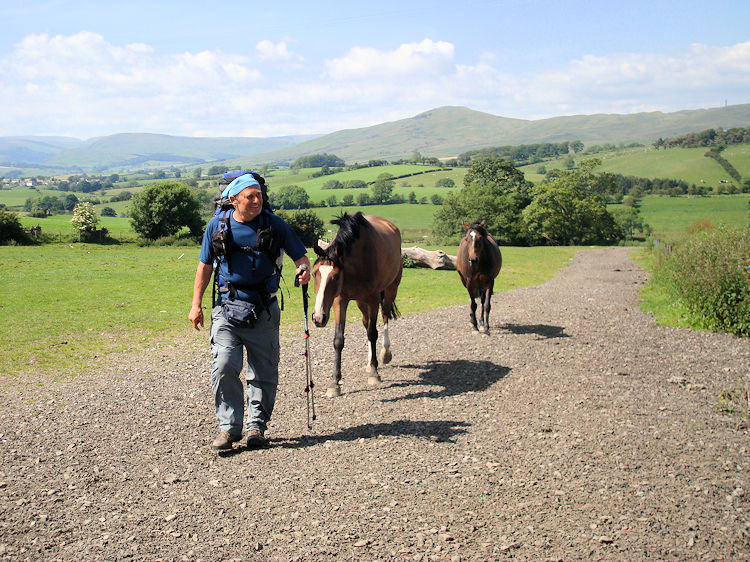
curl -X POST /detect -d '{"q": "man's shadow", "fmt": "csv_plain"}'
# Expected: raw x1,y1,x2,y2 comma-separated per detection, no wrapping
219,419,471,455
382,359,510,402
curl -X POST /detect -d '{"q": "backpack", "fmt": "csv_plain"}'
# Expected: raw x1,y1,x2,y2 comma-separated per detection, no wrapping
210,171,283,312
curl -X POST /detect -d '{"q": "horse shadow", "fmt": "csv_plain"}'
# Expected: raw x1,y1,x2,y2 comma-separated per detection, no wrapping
382,359,510,402
500,323,569,340
219,419,470,454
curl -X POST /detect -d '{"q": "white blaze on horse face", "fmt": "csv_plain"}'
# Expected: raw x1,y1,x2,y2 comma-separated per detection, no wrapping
313,264,333,321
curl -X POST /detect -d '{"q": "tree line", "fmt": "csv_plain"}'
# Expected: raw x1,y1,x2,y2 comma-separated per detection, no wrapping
654,126,750,149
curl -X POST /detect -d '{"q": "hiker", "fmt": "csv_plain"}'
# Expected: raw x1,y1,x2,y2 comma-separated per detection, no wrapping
189,173,310,450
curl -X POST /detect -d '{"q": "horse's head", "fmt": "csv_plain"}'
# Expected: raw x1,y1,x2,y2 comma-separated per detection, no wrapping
462,220,488,267
311,240,343,327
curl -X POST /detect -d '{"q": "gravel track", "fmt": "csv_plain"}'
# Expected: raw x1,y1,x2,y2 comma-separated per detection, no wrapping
1,246,749,560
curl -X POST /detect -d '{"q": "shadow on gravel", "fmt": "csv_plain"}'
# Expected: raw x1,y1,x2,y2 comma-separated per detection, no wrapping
502,323,569,339
381,359,510,402
247,420,470,451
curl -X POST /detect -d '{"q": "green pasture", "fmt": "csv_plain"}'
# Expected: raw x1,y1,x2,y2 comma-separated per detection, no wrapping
306,203,439,243
519,145,749,187
19,214,138,239
723,143,750,174
266,164,465,205
616,193,750,238
0,244,578,381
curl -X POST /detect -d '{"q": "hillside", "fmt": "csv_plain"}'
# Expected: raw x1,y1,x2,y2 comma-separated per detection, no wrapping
0,133,318,175
251,104,750,164
2,103,750,174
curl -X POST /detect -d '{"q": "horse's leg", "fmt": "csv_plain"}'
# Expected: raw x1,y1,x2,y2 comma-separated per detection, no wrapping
379,277,400,365
481,283,494,335
327,297,348,398
358,297,381,385
469,292,479,332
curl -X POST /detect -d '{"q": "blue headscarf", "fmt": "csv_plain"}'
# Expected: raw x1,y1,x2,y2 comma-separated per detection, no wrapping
222,174,260,198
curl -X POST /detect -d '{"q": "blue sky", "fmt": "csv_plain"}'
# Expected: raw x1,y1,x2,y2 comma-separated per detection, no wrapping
2,0,749,139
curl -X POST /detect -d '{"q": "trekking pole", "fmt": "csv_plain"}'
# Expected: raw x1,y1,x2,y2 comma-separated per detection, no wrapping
295,273,316,428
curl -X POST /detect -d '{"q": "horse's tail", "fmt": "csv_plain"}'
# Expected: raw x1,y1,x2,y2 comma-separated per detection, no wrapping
380,291,401,321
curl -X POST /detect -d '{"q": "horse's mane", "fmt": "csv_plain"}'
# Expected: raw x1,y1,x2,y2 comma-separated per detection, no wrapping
467,221,489,237
316,212,371,266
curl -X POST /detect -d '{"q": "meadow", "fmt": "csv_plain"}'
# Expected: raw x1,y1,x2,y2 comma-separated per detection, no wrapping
1,244,578,380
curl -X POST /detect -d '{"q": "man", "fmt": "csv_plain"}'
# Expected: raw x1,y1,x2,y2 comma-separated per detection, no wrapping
189,173,311,450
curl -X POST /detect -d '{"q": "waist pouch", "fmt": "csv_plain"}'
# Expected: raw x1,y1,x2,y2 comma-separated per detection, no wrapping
221,299,258,327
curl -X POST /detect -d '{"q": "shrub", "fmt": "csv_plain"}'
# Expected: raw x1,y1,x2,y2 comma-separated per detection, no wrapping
277,209,325,248
656,227,750,336
0,209,31,245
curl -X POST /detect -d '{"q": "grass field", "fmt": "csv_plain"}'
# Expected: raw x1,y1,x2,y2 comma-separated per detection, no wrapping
0,244,578,380
519,145,749,188
610,193,750,238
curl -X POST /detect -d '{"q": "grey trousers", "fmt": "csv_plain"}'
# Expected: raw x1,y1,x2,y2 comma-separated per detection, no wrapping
209,300,281,434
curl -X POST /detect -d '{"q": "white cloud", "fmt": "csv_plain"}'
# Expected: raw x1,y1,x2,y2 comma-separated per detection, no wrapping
255,39,303,63
0,32,749,139
325,39,455,80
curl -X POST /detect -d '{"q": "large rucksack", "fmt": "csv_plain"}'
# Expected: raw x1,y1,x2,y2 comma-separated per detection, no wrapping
211,171,283,311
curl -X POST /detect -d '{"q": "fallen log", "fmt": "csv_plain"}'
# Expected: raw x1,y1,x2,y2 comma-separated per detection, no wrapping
401,246,457,270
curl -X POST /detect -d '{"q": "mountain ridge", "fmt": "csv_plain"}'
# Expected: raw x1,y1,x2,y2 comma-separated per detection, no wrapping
2,103,749,174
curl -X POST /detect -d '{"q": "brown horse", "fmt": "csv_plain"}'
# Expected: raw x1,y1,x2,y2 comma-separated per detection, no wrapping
456,221,502,334
312,212,402,397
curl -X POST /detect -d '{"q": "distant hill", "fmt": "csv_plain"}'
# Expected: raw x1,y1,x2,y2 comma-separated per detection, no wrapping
249,104,750,164
0,133,318,174
2,103,749,175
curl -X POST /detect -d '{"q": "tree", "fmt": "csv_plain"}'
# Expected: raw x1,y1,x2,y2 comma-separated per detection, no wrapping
322,179,343,190
101,206,117,217
522,160,622,245
371,173,394,204
433,158,532,244
0,209,31,245
277,209,325,247
71,202,101,241
610,206,645,240
356,192,371,206
61,193,80,211
341,194,354,206
129,181,203,240
435,178,455,188
269,184,310,210
570,140,584,153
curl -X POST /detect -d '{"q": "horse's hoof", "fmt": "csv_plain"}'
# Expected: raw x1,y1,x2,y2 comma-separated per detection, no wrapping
325,385,342,398
367,375,381,386
380,349,392,364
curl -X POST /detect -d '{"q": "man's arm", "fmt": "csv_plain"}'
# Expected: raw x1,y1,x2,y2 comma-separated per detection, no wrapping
189,261,214,330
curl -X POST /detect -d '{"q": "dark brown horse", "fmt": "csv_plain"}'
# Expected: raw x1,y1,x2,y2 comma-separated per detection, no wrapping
456,221,502,334
312,212,402,397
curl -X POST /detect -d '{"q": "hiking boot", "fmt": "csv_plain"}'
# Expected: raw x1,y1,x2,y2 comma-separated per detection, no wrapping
246,429,268,448
211,431,242,450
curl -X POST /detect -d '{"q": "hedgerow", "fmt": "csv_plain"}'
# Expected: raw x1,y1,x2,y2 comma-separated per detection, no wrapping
653,227,750,336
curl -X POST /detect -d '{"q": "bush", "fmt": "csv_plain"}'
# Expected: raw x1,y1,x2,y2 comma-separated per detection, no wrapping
277,209,325,248
655,227,750,336
0,209,31,245
129,181,203,240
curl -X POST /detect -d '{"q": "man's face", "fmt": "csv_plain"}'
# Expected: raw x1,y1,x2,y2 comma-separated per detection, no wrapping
231,186,263,220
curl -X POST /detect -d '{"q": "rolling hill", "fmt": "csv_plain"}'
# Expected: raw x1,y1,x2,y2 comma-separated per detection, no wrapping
2,103,750,174
249,104,750,163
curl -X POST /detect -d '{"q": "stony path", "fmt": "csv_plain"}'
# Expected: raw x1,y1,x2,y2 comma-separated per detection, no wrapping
1,246,748,560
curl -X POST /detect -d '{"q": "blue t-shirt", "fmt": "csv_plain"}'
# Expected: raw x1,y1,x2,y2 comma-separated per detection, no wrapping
200,210,306,302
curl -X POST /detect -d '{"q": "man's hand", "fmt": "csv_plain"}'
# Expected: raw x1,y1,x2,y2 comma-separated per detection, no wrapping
189,305,205,331
295,263,311,285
